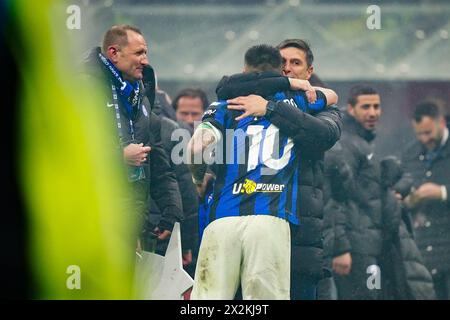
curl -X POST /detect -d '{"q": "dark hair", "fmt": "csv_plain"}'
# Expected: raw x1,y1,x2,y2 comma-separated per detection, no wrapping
413,101,443,122
172,88,209,111
244,44,283,72
102,25,143,53
277,39,314,67
347,85,378,106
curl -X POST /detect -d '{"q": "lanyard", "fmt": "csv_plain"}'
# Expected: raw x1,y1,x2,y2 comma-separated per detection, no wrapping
111,83,147,182
111,83,137,145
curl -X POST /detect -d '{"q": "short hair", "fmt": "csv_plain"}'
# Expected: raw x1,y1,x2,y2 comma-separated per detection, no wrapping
277,39,314,67
102,24,143,54
347,85,379,107
413,101,443,122
172,88,209,111
244,44,282,72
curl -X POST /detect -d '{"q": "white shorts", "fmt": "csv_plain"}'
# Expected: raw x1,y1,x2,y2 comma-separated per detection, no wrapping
191,215,291,300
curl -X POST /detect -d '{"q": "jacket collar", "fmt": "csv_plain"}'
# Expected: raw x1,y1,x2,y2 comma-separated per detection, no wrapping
215,70,284,99
218,70,281,85
438,127,450,157
343,111,376,142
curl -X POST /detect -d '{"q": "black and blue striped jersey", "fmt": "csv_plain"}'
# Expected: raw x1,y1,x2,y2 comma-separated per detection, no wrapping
199,89,327,231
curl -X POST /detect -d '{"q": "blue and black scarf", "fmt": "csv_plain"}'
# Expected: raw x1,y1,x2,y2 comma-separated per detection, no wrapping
97,51,142,118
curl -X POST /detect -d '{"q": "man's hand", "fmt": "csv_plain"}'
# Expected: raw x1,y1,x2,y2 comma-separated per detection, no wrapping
227,95,269,121
410,183,443,205
288,78,316,103
123,143,151,166
153,227,171,241
332,252,352,276
195,172,215,198
182,250,193,267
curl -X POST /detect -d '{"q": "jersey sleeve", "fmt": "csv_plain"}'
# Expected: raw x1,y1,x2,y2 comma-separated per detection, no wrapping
202,101,228,132
293,90,327,113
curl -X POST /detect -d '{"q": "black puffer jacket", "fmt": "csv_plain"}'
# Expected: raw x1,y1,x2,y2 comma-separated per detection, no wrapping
82,47,183,232
324,120,435,300
378,157,435,299
148,116,199,253
381,212,436,300
323,113,390,259
401,131,450,276
216,72,342,280
153,89,177,121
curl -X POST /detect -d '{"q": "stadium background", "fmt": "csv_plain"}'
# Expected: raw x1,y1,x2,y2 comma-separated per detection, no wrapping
77,0,450,157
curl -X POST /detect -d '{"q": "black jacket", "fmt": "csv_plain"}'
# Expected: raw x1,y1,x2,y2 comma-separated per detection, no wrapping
148,116,199,253
323,113,390,259
323,114,435,299
401,129,450,275
82,47,183,232
377,157,436,300
153,89,177,121
216,72,342,280
381,212,436,300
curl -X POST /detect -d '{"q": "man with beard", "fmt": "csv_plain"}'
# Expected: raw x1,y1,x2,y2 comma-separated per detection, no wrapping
402,101,450,299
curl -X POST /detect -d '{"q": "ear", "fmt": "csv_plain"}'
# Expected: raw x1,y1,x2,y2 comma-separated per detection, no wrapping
106,45,120,63
305,65,314,80
347,104,355,116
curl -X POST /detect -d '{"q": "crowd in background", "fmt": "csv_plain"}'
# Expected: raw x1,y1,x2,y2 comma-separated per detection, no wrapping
81,23,450,300
134,32,449,300
147,53,450,300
